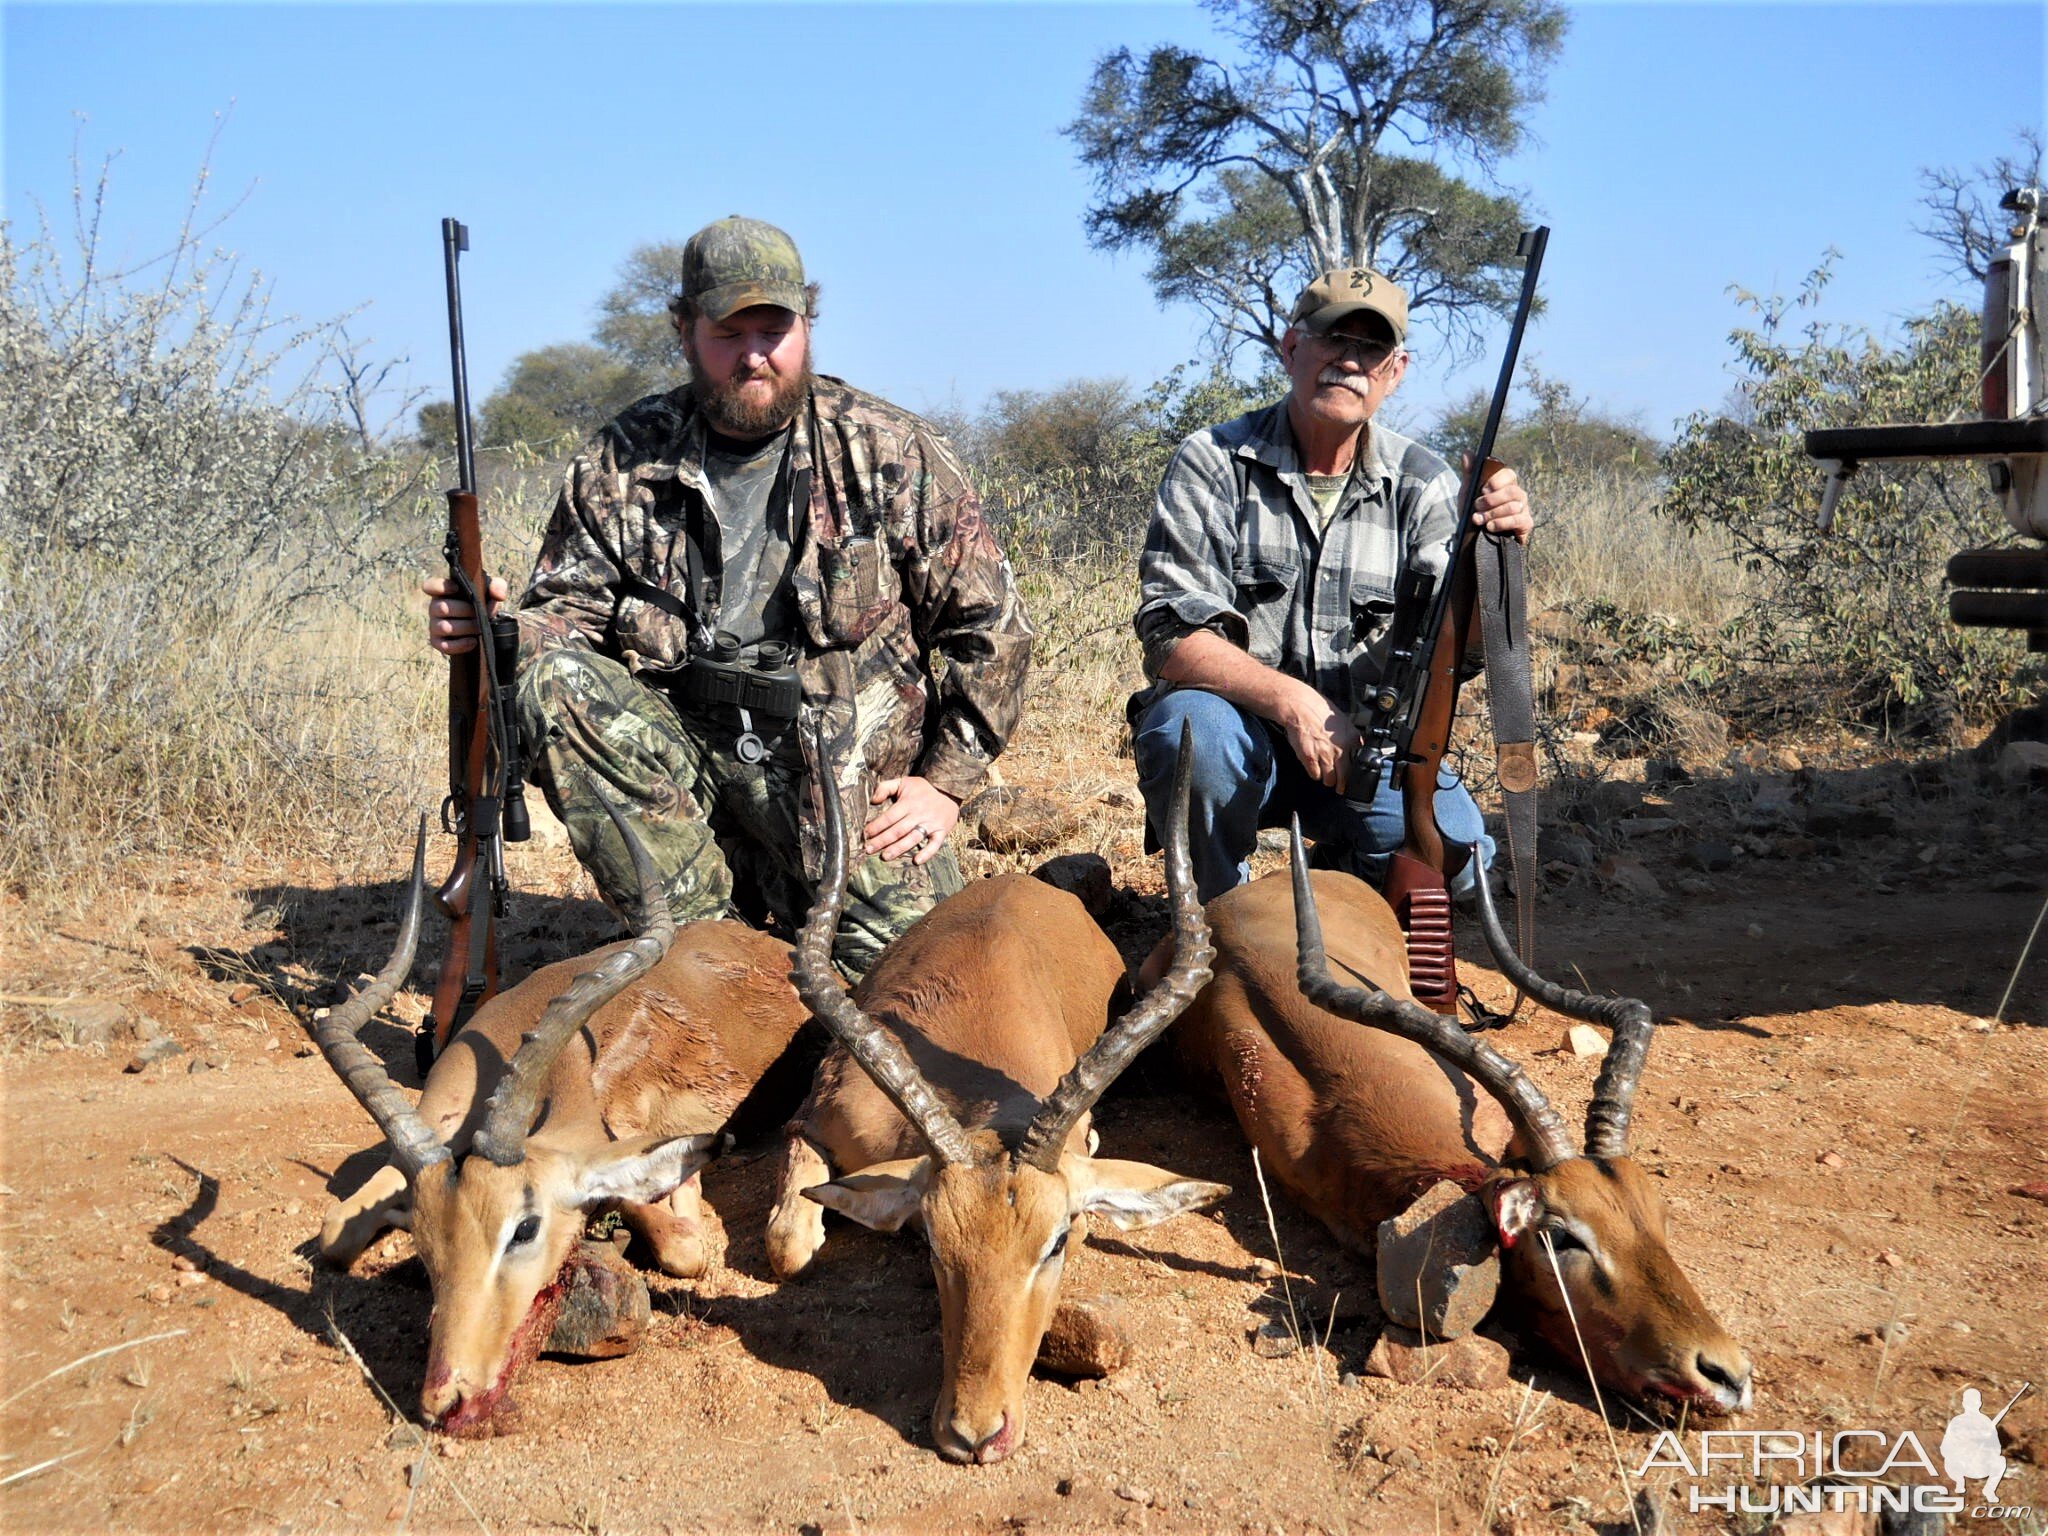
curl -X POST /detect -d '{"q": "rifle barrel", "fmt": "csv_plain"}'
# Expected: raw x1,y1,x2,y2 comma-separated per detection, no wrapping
442,217,476,495
1459,226,1549,529
1991,1382,2032,1425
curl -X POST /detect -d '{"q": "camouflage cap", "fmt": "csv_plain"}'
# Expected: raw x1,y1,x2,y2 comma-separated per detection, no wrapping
680,216,810,322
1289,266,1408,345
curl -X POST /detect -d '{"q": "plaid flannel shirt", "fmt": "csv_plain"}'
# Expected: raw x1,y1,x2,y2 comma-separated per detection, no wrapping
1132,401,1461,711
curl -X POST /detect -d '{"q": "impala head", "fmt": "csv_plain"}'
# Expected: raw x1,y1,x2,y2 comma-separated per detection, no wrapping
1484,1156,1749,1416
805,1138,1223,1463
1288,828,1752,1417
791,724,1227,1464
403,1131,716,1435
315,806,717,1436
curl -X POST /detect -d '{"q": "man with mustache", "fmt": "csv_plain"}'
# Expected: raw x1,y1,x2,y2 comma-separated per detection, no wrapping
426,217,1030,976
1130,266,1532,901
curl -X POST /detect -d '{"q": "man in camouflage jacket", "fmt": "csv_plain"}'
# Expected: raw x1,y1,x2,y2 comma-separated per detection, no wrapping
429,218,1031,977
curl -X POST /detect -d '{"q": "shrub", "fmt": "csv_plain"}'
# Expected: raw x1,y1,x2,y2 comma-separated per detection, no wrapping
0,545,432,899
0,153,437,901
1661,263,2040,734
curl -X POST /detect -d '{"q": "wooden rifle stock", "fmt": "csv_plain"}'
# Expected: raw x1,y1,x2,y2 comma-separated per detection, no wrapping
423,218,526,1068
428,486,501,1050
1381,461,1495,1014
1361,227,1546,1017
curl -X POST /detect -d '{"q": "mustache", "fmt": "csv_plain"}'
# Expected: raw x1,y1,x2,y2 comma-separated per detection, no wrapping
1318,369,1372,396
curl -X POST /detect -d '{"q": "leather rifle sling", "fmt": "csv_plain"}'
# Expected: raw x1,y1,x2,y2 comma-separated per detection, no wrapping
1473,528,1539,1008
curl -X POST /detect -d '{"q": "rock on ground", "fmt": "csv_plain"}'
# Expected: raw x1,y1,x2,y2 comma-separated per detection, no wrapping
1036,1294,1134,1378
961,788,1080,854
1375,1180,1500,1339
1361,1326,1511,1390
545,1243,651,1359
1031,853,1113,916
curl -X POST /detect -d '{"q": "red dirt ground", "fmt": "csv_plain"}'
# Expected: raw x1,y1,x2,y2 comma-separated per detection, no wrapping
3,743,2043,1534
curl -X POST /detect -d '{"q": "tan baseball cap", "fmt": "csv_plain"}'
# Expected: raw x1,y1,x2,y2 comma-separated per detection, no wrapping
680,216,810,322
1289,266,1408,345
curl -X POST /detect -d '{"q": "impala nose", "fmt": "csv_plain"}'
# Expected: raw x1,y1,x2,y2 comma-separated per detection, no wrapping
934,1407,1016,1464
972,1412,1017,1465
1695,1350,1753,1415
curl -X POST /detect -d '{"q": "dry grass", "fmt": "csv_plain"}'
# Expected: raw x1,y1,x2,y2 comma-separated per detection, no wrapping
3,424,1755,922
0,440,565,916
1528,464,1752,629
1013,546,1146,769
0,547,435,911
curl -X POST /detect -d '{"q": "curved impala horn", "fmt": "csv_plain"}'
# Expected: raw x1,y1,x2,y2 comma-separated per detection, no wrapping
789,725,974,1169
314,817,452,1181
1290,822,1577,1172
1016,718,1213,1171
472,787,677,1167
1467,853,1655,1160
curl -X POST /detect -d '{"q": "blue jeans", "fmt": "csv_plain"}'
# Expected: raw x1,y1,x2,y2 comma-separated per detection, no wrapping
1133,688,1494,904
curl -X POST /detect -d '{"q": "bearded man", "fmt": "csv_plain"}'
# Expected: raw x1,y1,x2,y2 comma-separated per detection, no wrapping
1130,266,1533,902
427,217,1031,976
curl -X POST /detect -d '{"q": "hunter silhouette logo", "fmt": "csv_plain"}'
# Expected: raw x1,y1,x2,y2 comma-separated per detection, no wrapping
1942,1385,2027,1502
1640,1380,2033,1518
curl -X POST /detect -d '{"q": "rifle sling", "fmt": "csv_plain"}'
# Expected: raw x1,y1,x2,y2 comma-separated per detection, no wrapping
1473,530,1539,996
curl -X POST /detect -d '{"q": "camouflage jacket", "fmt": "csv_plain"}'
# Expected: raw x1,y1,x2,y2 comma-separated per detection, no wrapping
517,376,1033,877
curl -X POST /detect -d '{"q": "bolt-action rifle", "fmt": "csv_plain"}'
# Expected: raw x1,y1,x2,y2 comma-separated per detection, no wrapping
422,217,530,1074
1345,228,1548,1014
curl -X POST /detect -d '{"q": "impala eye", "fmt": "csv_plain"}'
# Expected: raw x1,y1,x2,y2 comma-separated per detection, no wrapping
1040,1226,1071,1267
510,1215,541,1248
1541,1223,1586,1255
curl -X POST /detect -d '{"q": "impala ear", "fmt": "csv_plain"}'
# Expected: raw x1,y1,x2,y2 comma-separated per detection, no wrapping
1488,1178,1542,1250
573,1133,723,1208
803,1157,930,1231
1068,1157,1230,1230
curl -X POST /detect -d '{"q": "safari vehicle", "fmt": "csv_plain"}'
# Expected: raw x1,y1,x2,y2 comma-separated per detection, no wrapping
1806,185,2048,647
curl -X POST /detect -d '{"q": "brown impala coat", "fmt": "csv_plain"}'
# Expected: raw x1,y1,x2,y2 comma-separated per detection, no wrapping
1174,869,1515,1229
1162,860,1753,1417
768,722,1224,1465
315,819,809,1437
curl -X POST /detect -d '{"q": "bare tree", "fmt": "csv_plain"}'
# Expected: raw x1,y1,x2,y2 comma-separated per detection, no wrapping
1067,0,1565,364
1916,128,2044,284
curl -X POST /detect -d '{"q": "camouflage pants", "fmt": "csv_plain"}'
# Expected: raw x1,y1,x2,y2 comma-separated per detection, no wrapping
515,646,962,982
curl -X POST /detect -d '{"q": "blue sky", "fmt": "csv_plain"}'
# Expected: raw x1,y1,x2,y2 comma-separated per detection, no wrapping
4,2,2042,444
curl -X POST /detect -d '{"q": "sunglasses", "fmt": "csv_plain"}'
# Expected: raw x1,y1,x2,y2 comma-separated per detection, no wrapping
1310,331,1400,369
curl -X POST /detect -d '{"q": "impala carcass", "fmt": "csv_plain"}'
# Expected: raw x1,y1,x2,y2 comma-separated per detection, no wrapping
314,808,809,1437
1162,826,1752,1417
765,724,1226,1465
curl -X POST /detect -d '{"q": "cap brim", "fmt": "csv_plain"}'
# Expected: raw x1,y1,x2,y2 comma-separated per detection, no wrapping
697,280,809,323
1299,301,1403,344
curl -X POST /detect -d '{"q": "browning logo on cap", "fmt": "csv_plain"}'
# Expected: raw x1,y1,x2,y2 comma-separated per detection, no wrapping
1290,264,1409,345
681,217,810,323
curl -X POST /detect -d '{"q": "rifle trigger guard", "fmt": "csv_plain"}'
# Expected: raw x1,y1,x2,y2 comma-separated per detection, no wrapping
439,795,460,836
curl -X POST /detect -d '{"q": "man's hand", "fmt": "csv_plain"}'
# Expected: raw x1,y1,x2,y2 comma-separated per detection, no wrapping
1469,461,1534,543
1276,679,1360,793
425,574,510,656
864,776,962,866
